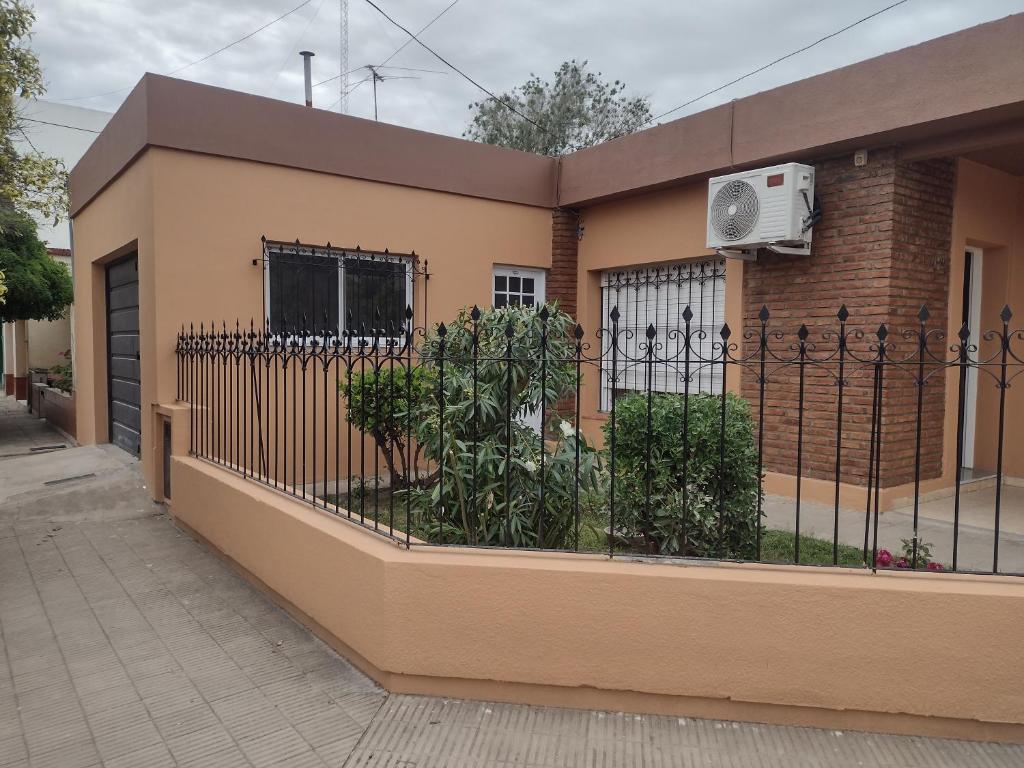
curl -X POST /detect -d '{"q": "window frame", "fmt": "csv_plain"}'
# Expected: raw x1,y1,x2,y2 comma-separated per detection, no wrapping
598,257,727,411
262,240,415,345
492,265,546,309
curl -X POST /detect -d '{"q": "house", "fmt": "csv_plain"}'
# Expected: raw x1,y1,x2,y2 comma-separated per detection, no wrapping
68,13,1024,511
61,14,1024,738
2,99,110,434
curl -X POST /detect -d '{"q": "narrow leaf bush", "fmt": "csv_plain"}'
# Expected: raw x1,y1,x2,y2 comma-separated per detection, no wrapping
403,304,602,549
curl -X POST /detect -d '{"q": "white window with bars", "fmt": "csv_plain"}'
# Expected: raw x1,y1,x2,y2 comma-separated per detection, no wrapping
600,258,727,410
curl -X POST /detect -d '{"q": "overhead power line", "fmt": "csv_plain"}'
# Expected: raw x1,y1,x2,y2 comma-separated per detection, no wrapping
313,64,445,89
361,0,550,135
321,0,460,112
270,0,329,89
312,0,460,90
53,0,315,102
377,0,459,68
645,0,911,126
20,117,101,134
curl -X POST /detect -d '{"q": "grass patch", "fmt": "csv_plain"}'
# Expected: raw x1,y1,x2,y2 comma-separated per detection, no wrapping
760,529,867,567
317,495,865,567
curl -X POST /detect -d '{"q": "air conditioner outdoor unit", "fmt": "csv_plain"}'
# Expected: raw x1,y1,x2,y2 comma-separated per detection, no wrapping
706,162,817,258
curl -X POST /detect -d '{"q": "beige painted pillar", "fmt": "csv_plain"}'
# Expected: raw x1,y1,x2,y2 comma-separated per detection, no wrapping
8,320,29,399
12,321,28,376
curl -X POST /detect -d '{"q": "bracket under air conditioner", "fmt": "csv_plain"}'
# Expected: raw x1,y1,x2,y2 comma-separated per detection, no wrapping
766,242,811,256
715,248,758,261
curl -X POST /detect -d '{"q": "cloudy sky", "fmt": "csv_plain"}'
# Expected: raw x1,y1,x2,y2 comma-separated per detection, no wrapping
32,0,1024,137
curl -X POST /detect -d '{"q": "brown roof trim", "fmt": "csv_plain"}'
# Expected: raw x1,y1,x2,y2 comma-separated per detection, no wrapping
70,14,1024,215
69,74,558,215
46,247,72,257
558,13,1024,205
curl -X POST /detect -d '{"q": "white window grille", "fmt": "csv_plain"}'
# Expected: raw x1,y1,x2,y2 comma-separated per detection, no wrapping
600,258,727,410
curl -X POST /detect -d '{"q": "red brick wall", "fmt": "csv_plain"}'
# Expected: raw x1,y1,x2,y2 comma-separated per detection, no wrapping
549,208,580,319
882,157,956,485
742,149,955,488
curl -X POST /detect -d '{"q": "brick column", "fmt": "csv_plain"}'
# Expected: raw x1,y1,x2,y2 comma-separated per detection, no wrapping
549,208,580,319
742,149,955,488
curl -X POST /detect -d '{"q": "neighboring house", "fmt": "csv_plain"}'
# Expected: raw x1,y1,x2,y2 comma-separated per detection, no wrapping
2,100,110,417
67,14,1024,510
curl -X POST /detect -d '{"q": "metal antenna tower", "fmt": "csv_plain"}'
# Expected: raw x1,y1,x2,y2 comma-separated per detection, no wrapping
339,0,349,113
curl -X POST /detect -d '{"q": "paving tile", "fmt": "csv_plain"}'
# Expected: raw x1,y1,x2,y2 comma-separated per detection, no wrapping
179,745,252,768
273,749,329,768
90,707,162,761
165,723,237,765
293,709,364,749
101,742,176,768
152,702,221,740
0,717,22,743
211,688,290,742
239,726,311,768
25,739,101,768
0,735,27,766
313,735,361,767
77,682,140,716
260,677,337,724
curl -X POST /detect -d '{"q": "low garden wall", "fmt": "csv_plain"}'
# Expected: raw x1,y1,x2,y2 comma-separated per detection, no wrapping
30,383,76,439
170,455,1024,743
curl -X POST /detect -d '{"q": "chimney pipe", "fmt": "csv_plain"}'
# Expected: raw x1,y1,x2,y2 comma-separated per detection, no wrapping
300,51,315,107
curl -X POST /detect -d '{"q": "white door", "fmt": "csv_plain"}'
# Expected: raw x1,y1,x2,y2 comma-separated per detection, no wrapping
962,247,983,472
493,267,546,433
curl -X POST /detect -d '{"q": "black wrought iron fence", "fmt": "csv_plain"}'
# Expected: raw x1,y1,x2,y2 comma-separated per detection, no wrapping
176,302,1024,576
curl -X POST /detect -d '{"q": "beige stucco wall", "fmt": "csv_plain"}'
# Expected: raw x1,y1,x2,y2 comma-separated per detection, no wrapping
73,147,553,493
26,315,70,371
944,159,1024,482
171,455,1024,742
71,151,153,469
574,183,744,439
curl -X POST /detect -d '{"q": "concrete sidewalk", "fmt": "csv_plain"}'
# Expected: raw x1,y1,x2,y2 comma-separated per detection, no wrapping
1,396,1021,767
0,395,71,459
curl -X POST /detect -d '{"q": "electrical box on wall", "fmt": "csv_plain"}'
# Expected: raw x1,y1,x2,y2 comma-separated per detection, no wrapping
706,162,818,258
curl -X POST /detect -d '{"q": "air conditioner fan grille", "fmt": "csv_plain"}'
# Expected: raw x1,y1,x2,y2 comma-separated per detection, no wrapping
710,179,759,242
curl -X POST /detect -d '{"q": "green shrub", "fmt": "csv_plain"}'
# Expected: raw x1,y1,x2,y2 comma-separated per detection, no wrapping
603,392,761,558
403,303,602,549
345,364,431,488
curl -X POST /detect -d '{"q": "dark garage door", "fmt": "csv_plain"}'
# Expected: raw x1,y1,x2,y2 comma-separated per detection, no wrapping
107,254,141,456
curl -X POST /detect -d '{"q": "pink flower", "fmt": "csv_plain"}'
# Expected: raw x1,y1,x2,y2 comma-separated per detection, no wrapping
895,557,910,569
927,562,944,572
875,549,893,568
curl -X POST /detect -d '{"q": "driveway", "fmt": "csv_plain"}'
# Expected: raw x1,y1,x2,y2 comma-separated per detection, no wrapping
1,396,1022,767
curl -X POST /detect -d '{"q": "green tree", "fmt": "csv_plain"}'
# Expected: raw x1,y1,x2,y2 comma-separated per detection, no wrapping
345,364,432,489
0,207,72,322
0,0,67,224
464,60,652,156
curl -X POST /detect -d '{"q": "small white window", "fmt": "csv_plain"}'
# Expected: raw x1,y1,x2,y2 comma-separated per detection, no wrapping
600,258,727,410
493,266,545,309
